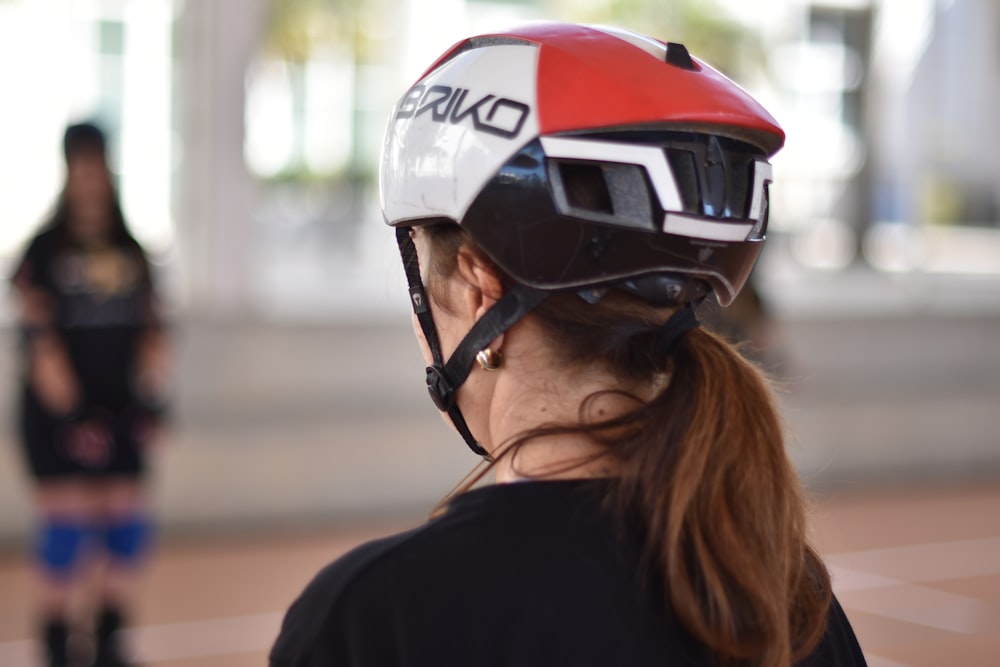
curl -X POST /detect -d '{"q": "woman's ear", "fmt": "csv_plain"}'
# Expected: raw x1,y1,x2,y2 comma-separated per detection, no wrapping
455,247,504,320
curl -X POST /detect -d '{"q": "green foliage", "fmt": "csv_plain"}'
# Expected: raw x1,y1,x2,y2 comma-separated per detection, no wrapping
264,0,393,63
264,0,358,62
264,0,761,76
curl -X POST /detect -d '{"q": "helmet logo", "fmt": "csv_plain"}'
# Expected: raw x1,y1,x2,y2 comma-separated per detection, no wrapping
395,84,530,140
409,286,429,313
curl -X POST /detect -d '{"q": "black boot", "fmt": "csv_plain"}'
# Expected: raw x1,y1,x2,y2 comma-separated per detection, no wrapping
42,618,70,667
91,607,131,667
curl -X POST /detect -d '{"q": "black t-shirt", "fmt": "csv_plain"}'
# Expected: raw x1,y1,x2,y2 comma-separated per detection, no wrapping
13,228,156,409
271,480,867,667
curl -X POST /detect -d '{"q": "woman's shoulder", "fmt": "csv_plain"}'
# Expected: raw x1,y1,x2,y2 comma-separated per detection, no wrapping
11,228,58,284
269,531,401,665
269,522,458,667
21,227,59,258
276,493,513,617
270,481,623,667
297,526,427,603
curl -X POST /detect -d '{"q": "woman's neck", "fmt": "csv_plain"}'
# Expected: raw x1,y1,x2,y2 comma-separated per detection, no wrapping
486,354,646,483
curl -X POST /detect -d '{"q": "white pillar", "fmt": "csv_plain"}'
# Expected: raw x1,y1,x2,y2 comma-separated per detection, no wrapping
176,0,267,315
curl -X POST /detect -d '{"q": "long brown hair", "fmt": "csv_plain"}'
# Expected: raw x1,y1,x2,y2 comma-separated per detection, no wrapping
422,223,832,666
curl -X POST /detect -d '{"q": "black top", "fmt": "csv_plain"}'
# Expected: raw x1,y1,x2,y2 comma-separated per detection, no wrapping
271,480,867,667
13,228,156,409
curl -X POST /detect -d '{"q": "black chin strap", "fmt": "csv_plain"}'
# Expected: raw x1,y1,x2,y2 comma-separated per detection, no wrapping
396,227,548,458
657,302,700,354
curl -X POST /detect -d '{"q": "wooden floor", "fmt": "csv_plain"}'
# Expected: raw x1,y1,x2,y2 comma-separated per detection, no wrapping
0,481,998,667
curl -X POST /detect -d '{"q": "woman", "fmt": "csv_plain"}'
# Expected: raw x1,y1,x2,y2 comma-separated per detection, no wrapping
272,23,866,666
12,122,169,667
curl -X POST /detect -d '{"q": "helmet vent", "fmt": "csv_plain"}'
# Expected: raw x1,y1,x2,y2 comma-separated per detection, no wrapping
549,160,655,231
561,163,613,214
665,42,696,70
663,149,700,216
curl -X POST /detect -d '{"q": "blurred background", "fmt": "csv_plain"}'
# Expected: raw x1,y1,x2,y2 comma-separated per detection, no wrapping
0,0,997,665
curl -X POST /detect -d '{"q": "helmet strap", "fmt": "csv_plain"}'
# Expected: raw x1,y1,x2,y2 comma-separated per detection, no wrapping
396,227,548,458
657,302,700,354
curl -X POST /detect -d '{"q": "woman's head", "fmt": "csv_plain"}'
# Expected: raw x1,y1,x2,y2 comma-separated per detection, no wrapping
52,122,129,246
414,221,671,483
383,23,784,457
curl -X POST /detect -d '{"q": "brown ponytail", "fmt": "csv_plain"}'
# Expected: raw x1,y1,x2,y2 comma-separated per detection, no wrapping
618,327,831,665
424,225,831,665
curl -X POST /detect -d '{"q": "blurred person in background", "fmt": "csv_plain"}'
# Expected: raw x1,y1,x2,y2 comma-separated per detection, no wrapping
11,122,169,667
272,23,866,667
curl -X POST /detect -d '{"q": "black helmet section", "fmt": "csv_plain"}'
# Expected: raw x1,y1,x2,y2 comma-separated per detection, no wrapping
462,132,771,306
396,227,548,458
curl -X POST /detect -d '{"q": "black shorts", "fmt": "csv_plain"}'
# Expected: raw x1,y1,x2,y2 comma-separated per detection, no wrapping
18,387,146,481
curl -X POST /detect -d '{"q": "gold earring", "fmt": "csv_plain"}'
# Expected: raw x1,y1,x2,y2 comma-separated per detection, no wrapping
476,348,504,371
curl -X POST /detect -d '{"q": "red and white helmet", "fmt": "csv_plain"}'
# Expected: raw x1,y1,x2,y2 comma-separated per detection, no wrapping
380,22,784,307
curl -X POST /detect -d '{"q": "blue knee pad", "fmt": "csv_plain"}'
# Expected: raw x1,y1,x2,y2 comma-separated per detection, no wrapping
36,520,91,578
103,515,153,566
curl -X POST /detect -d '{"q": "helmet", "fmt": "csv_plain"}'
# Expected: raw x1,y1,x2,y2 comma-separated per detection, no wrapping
381,22,784,457
381,22,784,307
